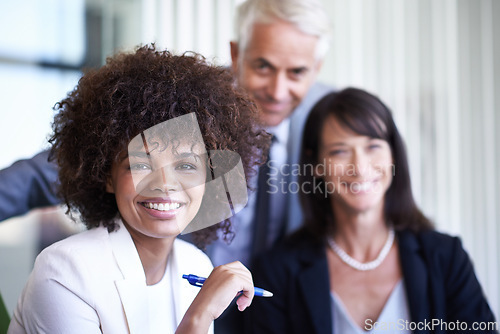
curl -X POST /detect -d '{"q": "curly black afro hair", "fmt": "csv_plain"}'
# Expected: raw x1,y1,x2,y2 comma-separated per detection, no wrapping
50,44,269,248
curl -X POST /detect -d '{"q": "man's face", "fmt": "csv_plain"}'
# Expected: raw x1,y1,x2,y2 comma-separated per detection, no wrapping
231,19,322,127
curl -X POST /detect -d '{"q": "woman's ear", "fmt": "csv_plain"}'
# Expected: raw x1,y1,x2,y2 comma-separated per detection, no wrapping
105,177,115,194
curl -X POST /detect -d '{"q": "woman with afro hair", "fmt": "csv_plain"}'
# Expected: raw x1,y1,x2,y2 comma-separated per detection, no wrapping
8,44,270,334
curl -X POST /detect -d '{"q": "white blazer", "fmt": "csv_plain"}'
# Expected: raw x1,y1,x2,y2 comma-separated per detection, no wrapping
8,220,214,334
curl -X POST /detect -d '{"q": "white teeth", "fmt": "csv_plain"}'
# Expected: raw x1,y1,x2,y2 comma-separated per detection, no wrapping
144,202,180,211
352,182,372,192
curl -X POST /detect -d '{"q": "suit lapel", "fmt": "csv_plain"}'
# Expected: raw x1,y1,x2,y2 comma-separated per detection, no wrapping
397,230,431,333
109,221,150,334
297,246,332,334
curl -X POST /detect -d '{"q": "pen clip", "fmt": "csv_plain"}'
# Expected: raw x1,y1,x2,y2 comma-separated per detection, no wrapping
191,280,204,287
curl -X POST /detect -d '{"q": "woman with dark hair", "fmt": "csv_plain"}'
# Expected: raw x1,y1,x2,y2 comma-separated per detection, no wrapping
248,88,497,333
8,45,270,334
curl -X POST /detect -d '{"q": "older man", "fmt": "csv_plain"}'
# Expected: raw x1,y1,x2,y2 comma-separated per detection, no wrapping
209,0,333,268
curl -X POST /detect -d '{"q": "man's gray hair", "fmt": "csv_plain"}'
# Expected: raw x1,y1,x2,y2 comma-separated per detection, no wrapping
234,0,331,60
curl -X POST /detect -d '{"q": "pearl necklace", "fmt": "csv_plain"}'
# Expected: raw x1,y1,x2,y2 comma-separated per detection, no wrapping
327,227,395,271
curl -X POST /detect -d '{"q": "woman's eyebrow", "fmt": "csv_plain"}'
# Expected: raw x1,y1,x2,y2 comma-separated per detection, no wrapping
324,142,346,148
129,150,202,160
128,151,149,158
173,152,202,161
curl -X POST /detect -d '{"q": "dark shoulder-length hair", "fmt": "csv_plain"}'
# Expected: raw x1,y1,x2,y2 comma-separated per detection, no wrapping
299,87,432,241
50,44,269,248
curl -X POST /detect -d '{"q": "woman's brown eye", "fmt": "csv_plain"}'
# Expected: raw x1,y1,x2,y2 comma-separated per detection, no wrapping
130,163,151,171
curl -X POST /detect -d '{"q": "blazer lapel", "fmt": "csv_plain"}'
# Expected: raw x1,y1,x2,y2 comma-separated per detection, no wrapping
109,221,150,334
397,230,431,334
297,247,332,334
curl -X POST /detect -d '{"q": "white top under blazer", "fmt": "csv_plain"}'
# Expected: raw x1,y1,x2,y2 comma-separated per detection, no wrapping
331,280,411,334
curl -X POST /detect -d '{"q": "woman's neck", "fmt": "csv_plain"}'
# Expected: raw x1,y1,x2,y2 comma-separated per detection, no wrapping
123,224,175,285
330,202,390,263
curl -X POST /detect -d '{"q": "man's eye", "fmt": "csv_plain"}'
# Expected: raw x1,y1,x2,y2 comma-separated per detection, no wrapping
289,68,307,79
253,63,271,74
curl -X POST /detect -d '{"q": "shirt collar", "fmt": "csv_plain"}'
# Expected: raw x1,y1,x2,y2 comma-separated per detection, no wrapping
266,117,290,146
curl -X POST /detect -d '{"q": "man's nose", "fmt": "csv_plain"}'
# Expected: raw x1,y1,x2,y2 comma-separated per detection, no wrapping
267,72,289,101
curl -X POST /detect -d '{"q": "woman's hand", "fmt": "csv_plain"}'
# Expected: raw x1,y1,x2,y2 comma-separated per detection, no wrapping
176,261,254,334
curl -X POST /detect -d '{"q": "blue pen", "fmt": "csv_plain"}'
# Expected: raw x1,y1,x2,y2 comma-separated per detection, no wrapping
182,274,273,297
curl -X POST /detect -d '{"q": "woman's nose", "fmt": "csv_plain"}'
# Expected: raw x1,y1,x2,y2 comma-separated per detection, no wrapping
149,167,181,193
352,151,372,177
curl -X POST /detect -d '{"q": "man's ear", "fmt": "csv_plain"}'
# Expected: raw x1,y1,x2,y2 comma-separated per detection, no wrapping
313,59,324,77
105,177,115,194
230,41,239,73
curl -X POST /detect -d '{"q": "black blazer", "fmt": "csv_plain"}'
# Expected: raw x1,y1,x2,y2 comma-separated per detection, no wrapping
247,229,497,334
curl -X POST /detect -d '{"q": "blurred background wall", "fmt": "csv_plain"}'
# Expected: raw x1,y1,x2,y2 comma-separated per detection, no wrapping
0,0,498,321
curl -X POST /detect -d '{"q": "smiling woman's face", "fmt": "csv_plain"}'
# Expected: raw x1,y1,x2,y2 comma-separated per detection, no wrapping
106,136,207,241
317,115,394,216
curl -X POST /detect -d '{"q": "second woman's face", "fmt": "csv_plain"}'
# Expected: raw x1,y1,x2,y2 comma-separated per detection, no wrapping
106,139,207,240
317,115,394,215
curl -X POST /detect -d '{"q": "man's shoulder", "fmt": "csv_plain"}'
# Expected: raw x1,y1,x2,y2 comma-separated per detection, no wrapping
301,81,335,107
290,81,334,127
309,81,336,95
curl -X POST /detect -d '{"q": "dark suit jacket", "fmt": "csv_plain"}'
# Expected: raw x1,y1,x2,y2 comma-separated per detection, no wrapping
248,229,497,334
0,150,59,221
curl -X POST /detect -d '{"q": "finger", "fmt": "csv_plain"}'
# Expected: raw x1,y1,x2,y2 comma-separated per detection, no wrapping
236,279,254,309
236,294,252,311
211,262,248,279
